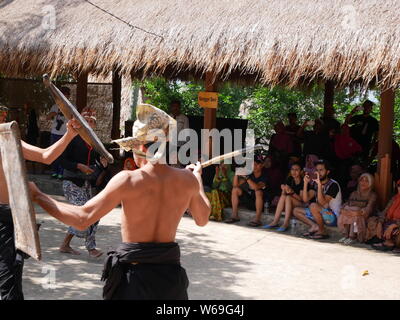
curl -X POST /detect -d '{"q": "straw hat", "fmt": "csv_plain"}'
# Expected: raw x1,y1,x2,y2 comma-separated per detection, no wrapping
112,104,176,162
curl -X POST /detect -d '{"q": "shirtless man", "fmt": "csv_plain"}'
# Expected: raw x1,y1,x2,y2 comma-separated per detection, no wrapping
0,105,78,300
30,104,211,300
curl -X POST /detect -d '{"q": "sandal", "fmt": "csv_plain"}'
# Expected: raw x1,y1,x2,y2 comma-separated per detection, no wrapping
247,220,262,227
372,243,394,252
262,224,279,229
302,231,317,238
343,238,355,245
224,217,240,224
309,233,330,240
338,237,348,243
276,226,288,232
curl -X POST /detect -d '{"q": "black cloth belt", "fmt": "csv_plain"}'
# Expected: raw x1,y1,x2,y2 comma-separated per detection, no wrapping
101,242,188,300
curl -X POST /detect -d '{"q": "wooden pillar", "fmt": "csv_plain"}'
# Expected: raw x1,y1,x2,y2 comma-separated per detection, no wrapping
203,72,217,157
375,88,395,208
111,70,122,140
76,72,88,112
323,80,335,112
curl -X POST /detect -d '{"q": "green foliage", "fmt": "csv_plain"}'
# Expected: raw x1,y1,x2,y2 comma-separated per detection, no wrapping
139,78,253,118
135,77,400,143
247,85,364,138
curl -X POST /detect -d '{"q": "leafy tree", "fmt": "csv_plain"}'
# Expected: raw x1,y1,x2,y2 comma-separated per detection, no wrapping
136,77,400,144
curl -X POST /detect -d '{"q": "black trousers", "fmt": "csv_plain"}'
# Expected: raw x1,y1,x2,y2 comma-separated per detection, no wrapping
0,205,24,300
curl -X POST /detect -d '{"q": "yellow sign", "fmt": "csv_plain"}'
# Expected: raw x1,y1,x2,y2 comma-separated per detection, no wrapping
198,92,218,109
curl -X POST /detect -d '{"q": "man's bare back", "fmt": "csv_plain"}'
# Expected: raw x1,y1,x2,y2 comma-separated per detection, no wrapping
119,164,200,243
30,159,211,244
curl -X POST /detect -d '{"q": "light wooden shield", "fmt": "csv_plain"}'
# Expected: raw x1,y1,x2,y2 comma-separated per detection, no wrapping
0,121,41,260
42,74,114,164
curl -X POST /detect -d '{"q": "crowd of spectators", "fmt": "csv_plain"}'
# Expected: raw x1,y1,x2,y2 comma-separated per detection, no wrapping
199,99,400,253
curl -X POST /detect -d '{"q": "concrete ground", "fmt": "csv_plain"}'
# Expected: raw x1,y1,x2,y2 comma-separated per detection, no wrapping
23,199,400,300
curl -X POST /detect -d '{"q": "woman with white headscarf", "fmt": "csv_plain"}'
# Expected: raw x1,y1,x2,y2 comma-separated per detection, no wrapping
338,173,377,244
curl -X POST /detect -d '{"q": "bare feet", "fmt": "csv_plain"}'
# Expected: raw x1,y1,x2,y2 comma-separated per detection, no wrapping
88,248,103,258
59,246,81,255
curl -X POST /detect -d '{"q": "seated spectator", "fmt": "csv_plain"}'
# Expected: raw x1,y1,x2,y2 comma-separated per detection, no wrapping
263,163,305,232
366,180,400,252
293,160,342,239
263,155,285,207
303,154,319,178
342,164,365,200
338,173,377,245
205,163,234,221
225,155,267,227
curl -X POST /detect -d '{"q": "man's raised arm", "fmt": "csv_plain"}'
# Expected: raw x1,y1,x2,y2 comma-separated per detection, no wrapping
22,120,78,165
30,171,128,230
187,162,211,227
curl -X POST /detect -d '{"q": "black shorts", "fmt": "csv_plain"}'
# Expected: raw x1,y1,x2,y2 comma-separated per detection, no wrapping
0,205,25,300
239,190,267,211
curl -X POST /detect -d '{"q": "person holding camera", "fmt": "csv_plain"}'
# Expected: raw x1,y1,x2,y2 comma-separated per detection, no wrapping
293,160,342,240
58,108,105,257
345,100,379,162
46,87,71,179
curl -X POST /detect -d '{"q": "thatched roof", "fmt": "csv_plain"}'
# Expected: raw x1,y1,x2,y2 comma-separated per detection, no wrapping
0,0,399,88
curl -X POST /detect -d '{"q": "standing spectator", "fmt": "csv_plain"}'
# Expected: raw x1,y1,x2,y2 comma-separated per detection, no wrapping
0,105,8,124
22,102,40,174
225,155,267,227
321,104,341,135
338,173,377,244
297,119,330,159
346,100,379,162
263,163,306,232
169,100,189,166
46,87,70,179
23,102,39,146
371,138,400,182
333,124,363,187
293,160,342,239
58,108,104,258
269,121,293,171
285,112,302,156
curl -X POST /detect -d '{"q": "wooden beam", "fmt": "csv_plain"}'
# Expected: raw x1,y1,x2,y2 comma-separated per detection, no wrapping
76,72,88,112
203,72,217,157
375,88,395,208
111,70,122,140
323,80,335,112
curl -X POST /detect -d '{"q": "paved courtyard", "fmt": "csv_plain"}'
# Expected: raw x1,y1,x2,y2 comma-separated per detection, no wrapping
23,200,400,300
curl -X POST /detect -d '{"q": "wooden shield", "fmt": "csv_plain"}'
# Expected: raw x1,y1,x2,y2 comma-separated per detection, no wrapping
42,74,114,164
0,122,41,260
